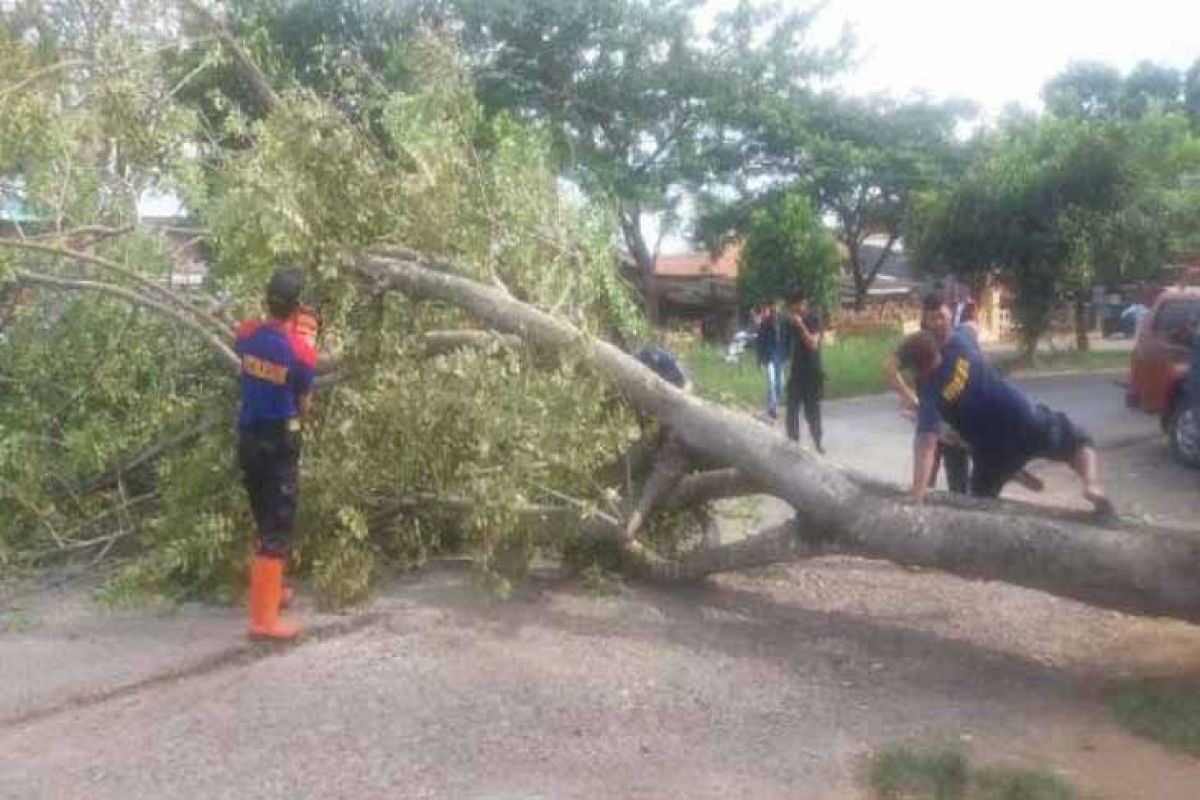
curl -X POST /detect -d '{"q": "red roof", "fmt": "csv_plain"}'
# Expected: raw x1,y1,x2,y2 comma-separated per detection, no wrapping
653,241,741,279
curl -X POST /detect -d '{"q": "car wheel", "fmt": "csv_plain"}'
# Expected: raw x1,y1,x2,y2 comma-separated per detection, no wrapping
1168,403,1200,469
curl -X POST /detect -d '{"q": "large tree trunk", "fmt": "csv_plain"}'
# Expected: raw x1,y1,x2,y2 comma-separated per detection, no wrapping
846,239,867,311
354,249,1200,623
618,210,660,324
1074,290,1091,352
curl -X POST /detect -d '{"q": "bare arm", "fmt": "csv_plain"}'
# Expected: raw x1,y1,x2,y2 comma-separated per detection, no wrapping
911,432,939,502
883,354,919,411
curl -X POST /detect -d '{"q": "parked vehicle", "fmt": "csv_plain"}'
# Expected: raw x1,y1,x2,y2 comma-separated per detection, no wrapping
1127,289,1200,467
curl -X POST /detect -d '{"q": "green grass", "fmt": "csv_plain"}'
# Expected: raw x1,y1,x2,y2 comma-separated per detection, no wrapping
1109,677,1200,756
870,746,969,800
869,745,1075,800
684,333,900,409
684,335,1131,410
994,349,1130,375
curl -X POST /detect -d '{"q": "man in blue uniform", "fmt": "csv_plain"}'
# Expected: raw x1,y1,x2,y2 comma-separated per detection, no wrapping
899,330,1112,514
236,267,318,640
884,294,970,492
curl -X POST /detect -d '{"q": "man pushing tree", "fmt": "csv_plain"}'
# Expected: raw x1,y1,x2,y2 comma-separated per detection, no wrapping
898,330,1113,516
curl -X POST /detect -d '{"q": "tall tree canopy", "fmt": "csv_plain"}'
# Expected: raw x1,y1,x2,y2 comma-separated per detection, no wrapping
699,93,972,309
736,190,838,312
449,0,849,317
909,113,1197,357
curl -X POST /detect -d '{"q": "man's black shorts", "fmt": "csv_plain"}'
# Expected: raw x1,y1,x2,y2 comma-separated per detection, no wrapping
238,421,301,557
970,404,1093,498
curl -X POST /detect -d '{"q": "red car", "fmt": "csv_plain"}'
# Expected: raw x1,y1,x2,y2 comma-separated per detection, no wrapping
1128,288,1200,466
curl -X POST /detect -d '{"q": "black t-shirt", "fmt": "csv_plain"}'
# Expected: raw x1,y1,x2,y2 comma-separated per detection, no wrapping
788,311,823,379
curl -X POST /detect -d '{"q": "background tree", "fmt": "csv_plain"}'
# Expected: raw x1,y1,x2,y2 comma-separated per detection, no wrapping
736,190,838,313
909,115,1186,358
1186,58,1200,133
1119,61,1182,119
1041,61,1125,120
448,0,847,318
700,94,972,309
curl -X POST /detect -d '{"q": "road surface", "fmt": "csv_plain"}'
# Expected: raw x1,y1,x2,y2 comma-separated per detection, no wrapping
2,373,1198,800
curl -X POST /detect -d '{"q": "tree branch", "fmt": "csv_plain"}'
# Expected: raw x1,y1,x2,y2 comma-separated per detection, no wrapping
0,235,236,339
0,59,91,100
865,232,901,286
662,468,759,512
15,271,239,371
178,0,281,113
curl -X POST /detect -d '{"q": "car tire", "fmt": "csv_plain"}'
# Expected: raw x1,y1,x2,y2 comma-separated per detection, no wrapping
1168,402,1200,469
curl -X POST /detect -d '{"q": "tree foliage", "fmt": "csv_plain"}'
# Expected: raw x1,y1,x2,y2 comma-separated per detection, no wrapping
699,93,972,309
909,113,1199,356
0,4,644,603
736,190,838,312
447,0,848,313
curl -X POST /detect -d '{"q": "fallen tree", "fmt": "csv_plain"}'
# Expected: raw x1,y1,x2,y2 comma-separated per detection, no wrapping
1,3,1197,624
353,248,1200,621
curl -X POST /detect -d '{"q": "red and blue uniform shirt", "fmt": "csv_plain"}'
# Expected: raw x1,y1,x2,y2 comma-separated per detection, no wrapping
235,319,317,429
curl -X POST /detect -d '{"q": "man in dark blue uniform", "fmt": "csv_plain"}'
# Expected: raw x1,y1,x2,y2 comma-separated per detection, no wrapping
236,267,318,640
884,294,970,492
899,330,1111,514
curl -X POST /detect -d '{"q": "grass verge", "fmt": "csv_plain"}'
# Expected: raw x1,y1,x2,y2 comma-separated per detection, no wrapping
684,334,899,409
1108,676,1200,756
994,349,1130,376
685,337,1130,410
869,744,1075,800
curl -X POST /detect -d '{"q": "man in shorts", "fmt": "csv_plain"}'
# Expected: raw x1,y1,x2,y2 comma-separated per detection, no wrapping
898,330,1112,514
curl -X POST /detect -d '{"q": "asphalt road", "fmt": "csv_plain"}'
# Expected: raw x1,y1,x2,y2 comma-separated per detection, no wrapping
3,372,1199,800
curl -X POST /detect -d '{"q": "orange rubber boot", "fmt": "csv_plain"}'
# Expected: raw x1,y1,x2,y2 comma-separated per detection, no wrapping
248,555,300,640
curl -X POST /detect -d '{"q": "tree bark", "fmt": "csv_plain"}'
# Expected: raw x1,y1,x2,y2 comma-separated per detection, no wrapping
846,238,867,311
619,209,659,323
355,249,1200,623
1074,290,1091,352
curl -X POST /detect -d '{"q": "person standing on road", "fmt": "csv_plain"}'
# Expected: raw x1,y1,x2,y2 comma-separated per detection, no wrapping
784,290,824,453
898,330,1112,513
235,267,318,640
755,298,787,420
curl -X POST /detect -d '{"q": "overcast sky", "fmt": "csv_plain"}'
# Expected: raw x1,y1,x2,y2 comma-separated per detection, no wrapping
788,0,1199,117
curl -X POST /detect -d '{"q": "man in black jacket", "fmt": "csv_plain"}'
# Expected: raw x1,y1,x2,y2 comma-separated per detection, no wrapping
784,291,824,453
